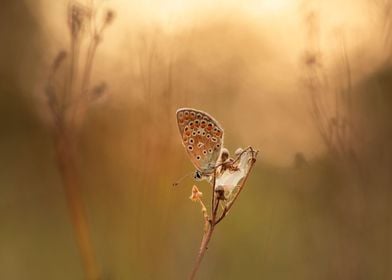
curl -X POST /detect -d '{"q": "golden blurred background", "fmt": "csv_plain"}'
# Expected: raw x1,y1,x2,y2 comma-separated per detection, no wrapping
1,0,392,279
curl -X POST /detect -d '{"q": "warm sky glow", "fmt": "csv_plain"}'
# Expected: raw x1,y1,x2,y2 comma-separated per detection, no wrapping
248,0,295,14
32,0,384,165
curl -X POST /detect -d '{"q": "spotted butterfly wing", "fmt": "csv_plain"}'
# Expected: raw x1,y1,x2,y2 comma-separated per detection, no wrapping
176,108,224,175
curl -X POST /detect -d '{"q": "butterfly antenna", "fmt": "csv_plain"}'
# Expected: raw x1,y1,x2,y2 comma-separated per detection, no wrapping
172,172,194,187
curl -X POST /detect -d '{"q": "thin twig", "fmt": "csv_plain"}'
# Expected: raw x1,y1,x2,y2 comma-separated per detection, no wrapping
189,221,215,280
211,169,216,213
54,129,100,280
189,172,218,280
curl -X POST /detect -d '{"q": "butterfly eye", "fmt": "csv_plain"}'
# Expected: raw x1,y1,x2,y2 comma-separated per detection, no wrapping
184,111,190,119
189,138,194,144
200,120,206,128
206,134,211,139
208,149,213,153
207,123,213,131
194,171,202,180
190,112,196,118
188,145,193,151
196,155,201,160
192,131,197,136
189,121,194,128
184,126,189,131
197,142,204,148
216,143,220,148
178,111,184,119
197,130,202,135
211,137,217,142
202,131,206,136
203,150,207,155
197,113,202,119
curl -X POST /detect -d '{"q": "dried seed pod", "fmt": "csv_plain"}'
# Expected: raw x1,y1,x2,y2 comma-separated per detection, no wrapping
215,185,225,200
52,50,67,72
90,82,107,101
68,3,90,39
220,148,230,162
104,10,115,25
234,147,244,156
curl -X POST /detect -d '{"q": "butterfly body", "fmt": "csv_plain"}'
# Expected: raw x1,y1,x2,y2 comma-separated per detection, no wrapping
176,108,224,177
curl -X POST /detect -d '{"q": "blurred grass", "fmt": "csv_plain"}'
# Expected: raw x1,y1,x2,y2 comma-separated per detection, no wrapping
2,106,391,279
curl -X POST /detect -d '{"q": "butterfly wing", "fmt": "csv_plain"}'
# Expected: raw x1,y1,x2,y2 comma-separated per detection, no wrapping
176,108,224,174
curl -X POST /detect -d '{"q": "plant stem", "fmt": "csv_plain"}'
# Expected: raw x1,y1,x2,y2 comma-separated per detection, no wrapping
189,221,215,280
190,179,221,280
189,179,218,280
55,129,101,280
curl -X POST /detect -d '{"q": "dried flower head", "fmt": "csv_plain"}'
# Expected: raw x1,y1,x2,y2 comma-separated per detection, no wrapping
90,82,107,101
104,10,115,25
215,147,256,196
234,147,243,156
68,3,90,38
215,185,225,200
220,148,230,162
94,34,102,44
189,185,203,202
52,50,67,72
302,51,322,67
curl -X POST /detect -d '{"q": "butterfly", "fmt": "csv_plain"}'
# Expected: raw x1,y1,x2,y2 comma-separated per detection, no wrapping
176,108,224,180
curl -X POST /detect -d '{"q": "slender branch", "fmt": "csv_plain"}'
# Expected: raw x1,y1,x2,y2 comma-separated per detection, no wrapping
190,171,218,280
62,33,77,118
214,209,227,226
189,221,215,280
211,169,216,213
54,129,100,280
212,199,220,223
213,146,253,170
81,6,109,98
81,36,98,97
